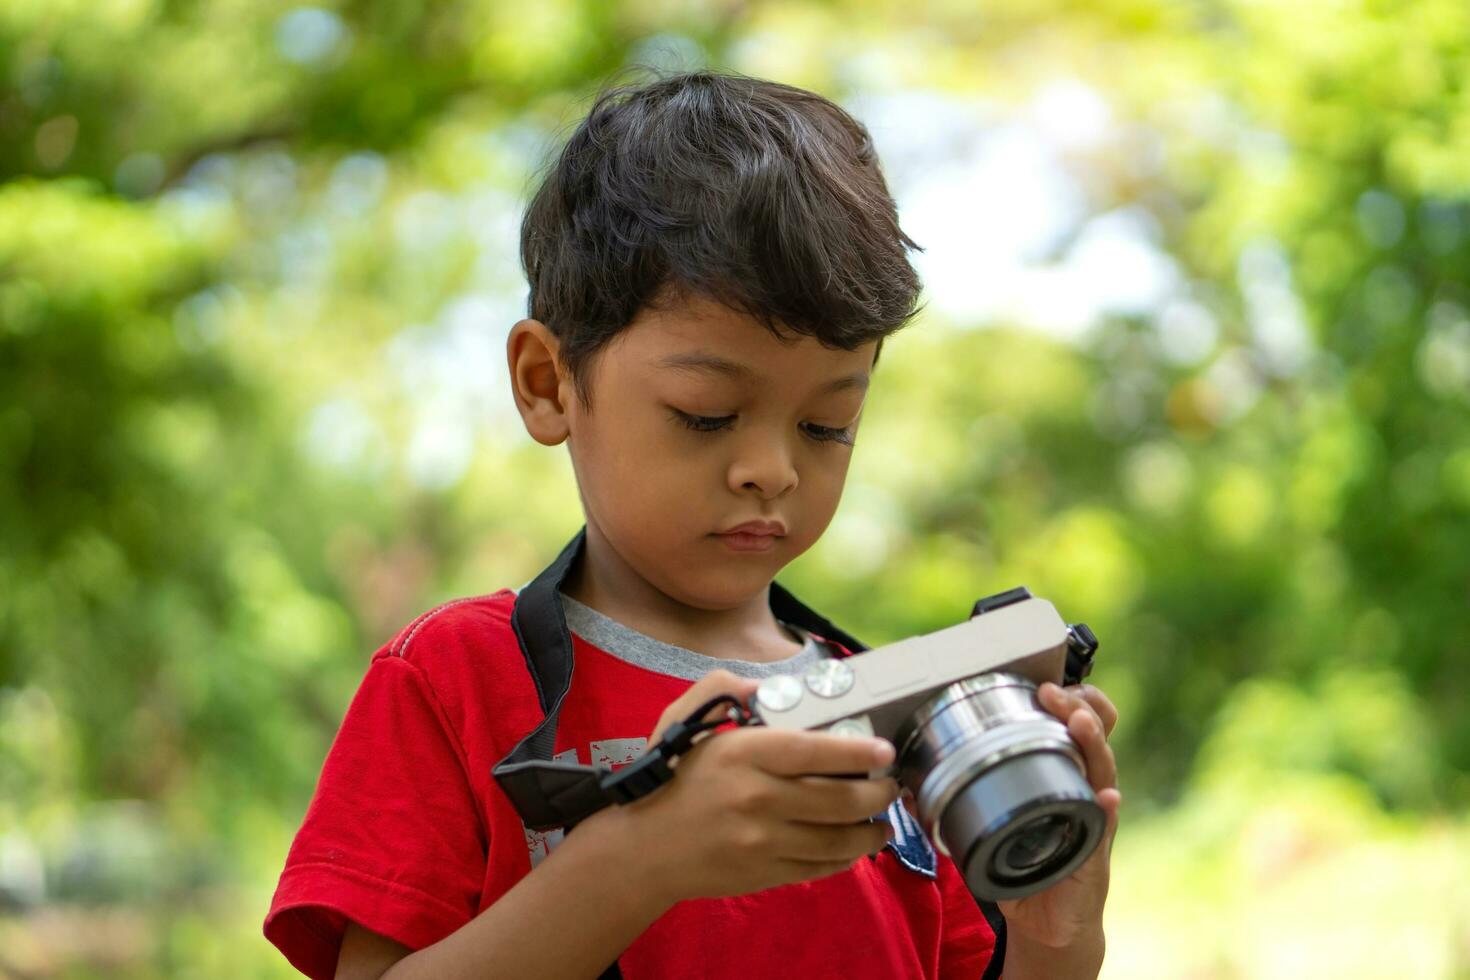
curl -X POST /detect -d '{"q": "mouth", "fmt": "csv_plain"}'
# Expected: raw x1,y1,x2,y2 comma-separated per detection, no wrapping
717,520,787,537
713,520,786,553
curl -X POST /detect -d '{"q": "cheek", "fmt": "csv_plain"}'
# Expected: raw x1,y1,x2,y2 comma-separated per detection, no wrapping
791,452,852,535
809,443,855,490
575,419,709,513
573,399,658,468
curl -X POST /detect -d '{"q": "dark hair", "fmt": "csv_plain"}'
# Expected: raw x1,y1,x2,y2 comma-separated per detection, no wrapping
519,69,924,406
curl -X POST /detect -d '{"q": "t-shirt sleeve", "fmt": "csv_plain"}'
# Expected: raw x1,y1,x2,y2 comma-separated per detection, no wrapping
935,851,1005,980
264,655,488,979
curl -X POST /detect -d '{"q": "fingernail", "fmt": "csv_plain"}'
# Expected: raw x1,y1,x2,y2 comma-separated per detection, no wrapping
871,739,895,766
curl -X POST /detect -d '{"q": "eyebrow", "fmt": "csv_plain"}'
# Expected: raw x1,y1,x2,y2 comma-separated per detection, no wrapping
656,351,869,394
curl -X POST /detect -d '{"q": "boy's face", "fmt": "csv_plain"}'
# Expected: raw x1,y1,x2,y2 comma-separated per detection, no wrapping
515,293,877,611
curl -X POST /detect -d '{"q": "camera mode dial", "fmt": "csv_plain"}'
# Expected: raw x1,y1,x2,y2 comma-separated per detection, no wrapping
804,658,855,698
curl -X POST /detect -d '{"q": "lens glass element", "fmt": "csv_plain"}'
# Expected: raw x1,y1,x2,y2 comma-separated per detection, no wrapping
998,814,1073,873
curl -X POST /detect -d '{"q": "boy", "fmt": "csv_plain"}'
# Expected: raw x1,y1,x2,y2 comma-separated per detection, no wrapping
264,70,1121,979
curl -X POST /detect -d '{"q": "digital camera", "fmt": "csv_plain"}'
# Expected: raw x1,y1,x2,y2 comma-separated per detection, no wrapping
749,587,1103,901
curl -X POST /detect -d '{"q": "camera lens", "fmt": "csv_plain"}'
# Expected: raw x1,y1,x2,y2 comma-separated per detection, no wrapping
936,751,1100,897
896,673,1106,901
996,813,1074,874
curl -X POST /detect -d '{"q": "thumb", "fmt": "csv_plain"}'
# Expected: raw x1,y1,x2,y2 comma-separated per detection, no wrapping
649,668,760,744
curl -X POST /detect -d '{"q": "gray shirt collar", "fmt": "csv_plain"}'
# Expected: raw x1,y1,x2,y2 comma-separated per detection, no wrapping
543,589,827,682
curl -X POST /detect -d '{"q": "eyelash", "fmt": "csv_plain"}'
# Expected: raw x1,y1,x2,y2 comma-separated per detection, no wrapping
669,409,855,446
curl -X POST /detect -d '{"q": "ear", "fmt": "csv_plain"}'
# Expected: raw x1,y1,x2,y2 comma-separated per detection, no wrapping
507,318,572,446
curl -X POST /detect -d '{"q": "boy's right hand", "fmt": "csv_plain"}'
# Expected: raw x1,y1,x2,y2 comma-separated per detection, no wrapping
591,669,901,905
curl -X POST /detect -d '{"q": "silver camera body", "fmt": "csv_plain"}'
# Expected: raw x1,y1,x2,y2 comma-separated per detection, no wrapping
751,590,1104,901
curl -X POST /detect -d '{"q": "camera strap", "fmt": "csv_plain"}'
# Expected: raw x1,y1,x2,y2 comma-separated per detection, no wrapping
491,526,869,832
489,526,1006,980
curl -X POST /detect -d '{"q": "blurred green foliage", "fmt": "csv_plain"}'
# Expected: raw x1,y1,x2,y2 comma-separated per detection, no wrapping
2,0,1468,976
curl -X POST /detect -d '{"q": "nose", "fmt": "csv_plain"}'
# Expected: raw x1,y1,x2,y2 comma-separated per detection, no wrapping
727,432,799,500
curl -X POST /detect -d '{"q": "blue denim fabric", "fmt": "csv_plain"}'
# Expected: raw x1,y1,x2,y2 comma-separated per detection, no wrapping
873,798,937,878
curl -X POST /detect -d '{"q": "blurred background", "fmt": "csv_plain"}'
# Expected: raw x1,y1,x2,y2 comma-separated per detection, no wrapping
3,0,1469,976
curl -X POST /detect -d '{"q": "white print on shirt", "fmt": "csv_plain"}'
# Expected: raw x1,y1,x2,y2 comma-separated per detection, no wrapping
522,738,649,868
590,737,648,769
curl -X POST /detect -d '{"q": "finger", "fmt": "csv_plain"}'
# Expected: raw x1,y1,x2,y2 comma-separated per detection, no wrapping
750,772,900,825
650,669,760,743
1075,684,1119,737
1097,787,1122,847
731,727,895,777
1038,682,1106,736
1067,707,1117,793
683,668,761,714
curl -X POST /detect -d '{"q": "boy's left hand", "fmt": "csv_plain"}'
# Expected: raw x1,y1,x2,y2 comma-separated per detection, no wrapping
898,681,1121,950
996,681,1120,949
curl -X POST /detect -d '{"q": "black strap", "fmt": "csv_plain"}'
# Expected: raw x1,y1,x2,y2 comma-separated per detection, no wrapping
491,527,876,830
491,529,599,830
492,526,1005,975
978,897,1008,979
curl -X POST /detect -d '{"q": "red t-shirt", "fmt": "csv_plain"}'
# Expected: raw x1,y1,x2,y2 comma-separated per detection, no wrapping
264,589,998,978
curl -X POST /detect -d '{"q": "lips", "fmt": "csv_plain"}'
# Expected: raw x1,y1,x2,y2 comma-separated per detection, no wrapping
717,520,787,537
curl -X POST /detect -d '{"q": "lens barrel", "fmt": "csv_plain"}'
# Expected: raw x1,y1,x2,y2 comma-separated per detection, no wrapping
895,673,1105,901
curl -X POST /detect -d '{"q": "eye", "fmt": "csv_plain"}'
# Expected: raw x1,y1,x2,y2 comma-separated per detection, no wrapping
670,408,856,445
670,408,735,432
801,422,856,446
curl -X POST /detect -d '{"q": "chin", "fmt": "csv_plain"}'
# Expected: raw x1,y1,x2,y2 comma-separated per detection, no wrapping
666,564,779,611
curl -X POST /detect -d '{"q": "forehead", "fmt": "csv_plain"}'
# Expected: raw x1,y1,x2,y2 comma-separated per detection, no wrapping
606,292,877,388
